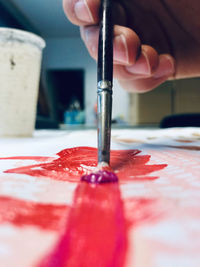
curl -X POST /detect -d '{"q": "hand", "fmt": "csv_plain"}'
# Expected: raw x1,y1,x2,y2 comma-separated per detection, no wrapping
63,0,200,92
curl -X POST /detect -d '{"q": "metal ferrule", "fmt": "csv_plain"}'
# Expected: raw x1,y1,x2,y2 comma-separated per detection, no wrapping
97,80,113,164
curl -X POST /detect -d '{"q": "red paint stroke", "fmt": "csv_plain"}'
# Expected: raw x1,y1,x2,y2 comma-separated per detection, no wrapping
0,147,167,267
0,188,163,267
0,194,162,234
39,182,127,267
2,147,167,183
0,196,69,231
38,185,163,267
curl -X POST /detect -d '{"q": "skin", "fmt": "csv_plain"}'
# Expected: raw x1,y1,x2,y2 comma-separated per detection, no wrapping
63,0,200,93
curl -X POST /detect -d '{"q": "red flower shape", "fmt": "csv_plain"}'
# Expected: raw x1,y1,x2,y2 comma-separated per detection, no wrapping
2,147,166,183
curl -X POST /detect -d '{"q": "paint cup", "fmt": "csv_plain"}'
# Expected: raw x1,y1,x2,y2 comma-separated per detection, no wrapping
0,28,45,137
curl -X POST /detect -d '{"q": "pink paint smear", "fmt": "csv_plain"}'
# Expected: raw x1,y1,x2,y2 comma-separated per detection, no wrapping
0,147,167,267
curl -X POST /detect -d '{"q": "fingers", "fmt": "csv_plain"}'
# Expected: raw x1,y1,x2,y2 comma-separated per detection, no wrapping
63,0,126,26
80,25,99,59
81,25,141,65
113,26,141,65
118,54,175,93
80,24,175,92
63,0,99,25
63,0,176,92
113,45,159,80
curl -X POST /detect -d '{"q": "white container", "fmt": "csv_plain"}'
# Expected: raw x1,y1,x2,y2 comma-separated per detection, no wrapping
0,28,45,137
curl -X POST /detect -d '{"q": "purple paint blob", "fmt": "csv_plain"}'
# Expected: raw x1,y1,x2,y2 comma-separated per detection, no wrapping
81,170,118,184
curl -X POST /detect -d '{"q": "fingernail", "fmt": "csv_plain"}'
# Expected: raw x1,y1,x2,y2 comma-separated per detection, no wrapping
125,51,151,75
113,35,129,64
154,56,175,78
74,0,94,23
84,27,98,55
84,27,94,42
80,27,84,40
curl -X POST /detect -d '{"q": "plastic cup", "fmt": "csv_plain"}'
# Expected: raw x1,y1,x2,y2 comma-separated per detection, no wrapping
0,28,45,137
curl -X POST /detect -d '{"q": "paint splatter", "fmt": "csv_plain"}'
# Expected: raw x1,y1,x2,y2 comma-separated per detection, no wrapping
0,196,69,231
1,147,167,183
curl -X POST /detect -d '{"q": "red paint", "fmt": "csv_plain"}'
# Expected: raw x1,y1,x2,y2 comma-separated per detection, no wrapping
0,147,167,267
2,147,167,183
38,187,163,267
0,193,162,267
0,194,162,267
39,182,127,267
0,196,69,231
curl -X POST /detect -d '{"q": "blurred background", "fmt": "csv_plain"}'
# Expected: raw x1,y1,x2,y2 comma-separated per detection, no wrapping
0,0,200,129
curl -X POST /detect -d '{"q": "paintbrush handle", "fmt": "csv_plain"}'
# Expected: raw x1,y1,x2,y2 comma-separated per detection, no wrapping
97,0,113,164
97,0,113,83
97,82,112,164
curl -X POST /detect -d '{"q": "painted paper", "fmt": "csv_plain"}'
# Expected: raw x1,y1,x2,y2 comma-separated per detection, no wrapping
0,128,199,267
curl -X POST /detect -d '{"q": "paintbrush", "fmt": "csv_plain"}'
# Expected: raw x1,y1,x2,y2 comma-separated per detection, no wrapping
97,0,113,166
